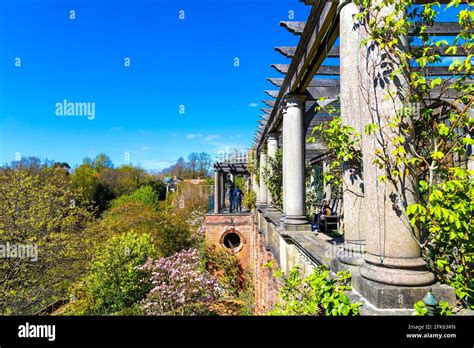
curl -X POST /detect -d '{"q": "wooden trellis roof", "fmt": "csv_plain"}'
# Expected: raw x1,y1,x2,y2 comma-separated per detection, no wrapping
253,0,470,157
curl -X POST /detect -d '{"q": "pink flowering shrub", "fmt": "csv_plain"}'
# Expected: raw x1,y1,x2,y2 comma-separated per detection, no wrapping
139,248,223,315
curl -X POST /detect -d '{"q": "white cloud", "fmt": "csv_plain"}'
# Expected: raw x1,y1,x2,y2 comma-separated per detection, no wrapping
248,102,258,107
203,134,220,142
186,133,203,139
140,146,150,151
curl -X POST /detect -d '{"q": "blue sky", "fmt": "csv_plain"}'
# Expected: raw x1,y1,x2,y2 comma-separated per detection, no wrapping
0,1,463,171
0,0,307,170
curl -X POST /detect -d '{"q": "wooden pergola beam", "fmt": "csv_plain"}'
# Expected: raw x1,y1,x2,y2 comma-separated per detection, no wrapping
306,86,340,99
264,90,279,98
275,46,297,58
271,64,289,74
275,45,466,59
268,77,340,88
280,21,306,35
263,100,276,107
411,45,469,56
409,22,462,36
271,64,340,75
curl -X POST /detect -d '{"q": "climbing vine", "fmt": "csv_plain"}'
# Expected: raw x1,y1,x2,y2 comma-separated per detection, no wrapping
263,147,283,209
246,149,259,184
309,114,362,187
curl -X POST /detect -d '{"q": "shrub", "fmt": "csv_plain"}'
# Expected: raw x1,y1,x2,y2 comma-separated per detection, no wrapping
65,231,157,315
204,245,247,297
95,199,194,257
111,185,161,209
407,168,473,308
413,300,454,316
139,249,223,315
268,265,361,316
243,190,256,210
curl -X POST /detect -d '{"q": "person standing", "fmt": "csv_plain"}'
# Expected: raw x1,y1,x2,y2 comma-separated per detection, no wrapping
228,184,235,213
234,187,243,212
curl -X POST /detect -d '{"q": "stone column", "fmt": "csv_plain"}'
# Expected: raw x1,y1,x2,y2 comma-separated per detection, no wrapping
266,132,279,211
281,111,287,223
219,172,226,211
214,170,220,214
282,94,308,226
357,2,434,286
258,151,268,206
337,0,366,267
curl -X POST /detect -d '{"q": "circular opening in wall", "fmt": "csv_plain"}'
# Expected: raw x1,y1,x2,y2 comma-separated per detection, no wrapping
223,232,241,249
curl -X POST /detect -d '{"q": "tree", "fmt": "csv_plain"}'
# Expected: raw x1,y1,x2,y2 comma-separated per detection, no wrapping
111,185,161,210
0,167,97,315
95,198,195,257
175,157,186,178
99,165,149,197
198,152,212,177
188,152,199,177
93,153,114,169
71,163,114,214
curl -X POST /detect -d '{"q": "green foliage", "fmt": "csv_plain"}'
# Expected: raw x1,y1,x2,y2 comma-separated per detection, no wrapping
201,244,254,315
268,265,361,316
413,300,455,316
407,168,473,308
0,167,97,315
204,245,247,297
234,176,245,190
111,185,161,209
310,116,362,187
413,300,429,316
248,150,260,185
71,162,113,214
263,147,283,208
64,232,157,315
97,199,195,257
243,190,256,209
71,155,163,214
152,212,196,257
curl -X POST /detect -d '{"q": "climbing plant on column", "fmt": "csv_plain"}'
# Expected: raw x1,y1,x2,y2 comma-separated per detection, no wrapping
353,0,473,308
263,147,283,209
309,113,362,188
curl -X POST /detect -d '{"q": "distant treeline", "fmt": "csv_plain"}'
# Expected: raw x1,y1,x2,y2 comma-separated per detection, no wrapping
4,154,166,215
160,152,213,179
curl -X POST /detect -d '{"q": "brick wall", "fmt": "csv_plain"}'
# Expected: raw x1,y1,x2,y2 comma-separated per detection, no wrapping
204,212,279,314
204,214,252,270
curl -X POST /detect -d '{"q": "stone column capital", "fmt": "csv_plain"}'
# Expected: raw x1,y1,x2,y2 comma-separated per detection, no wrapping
283,93,305,108
267,132,280,141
